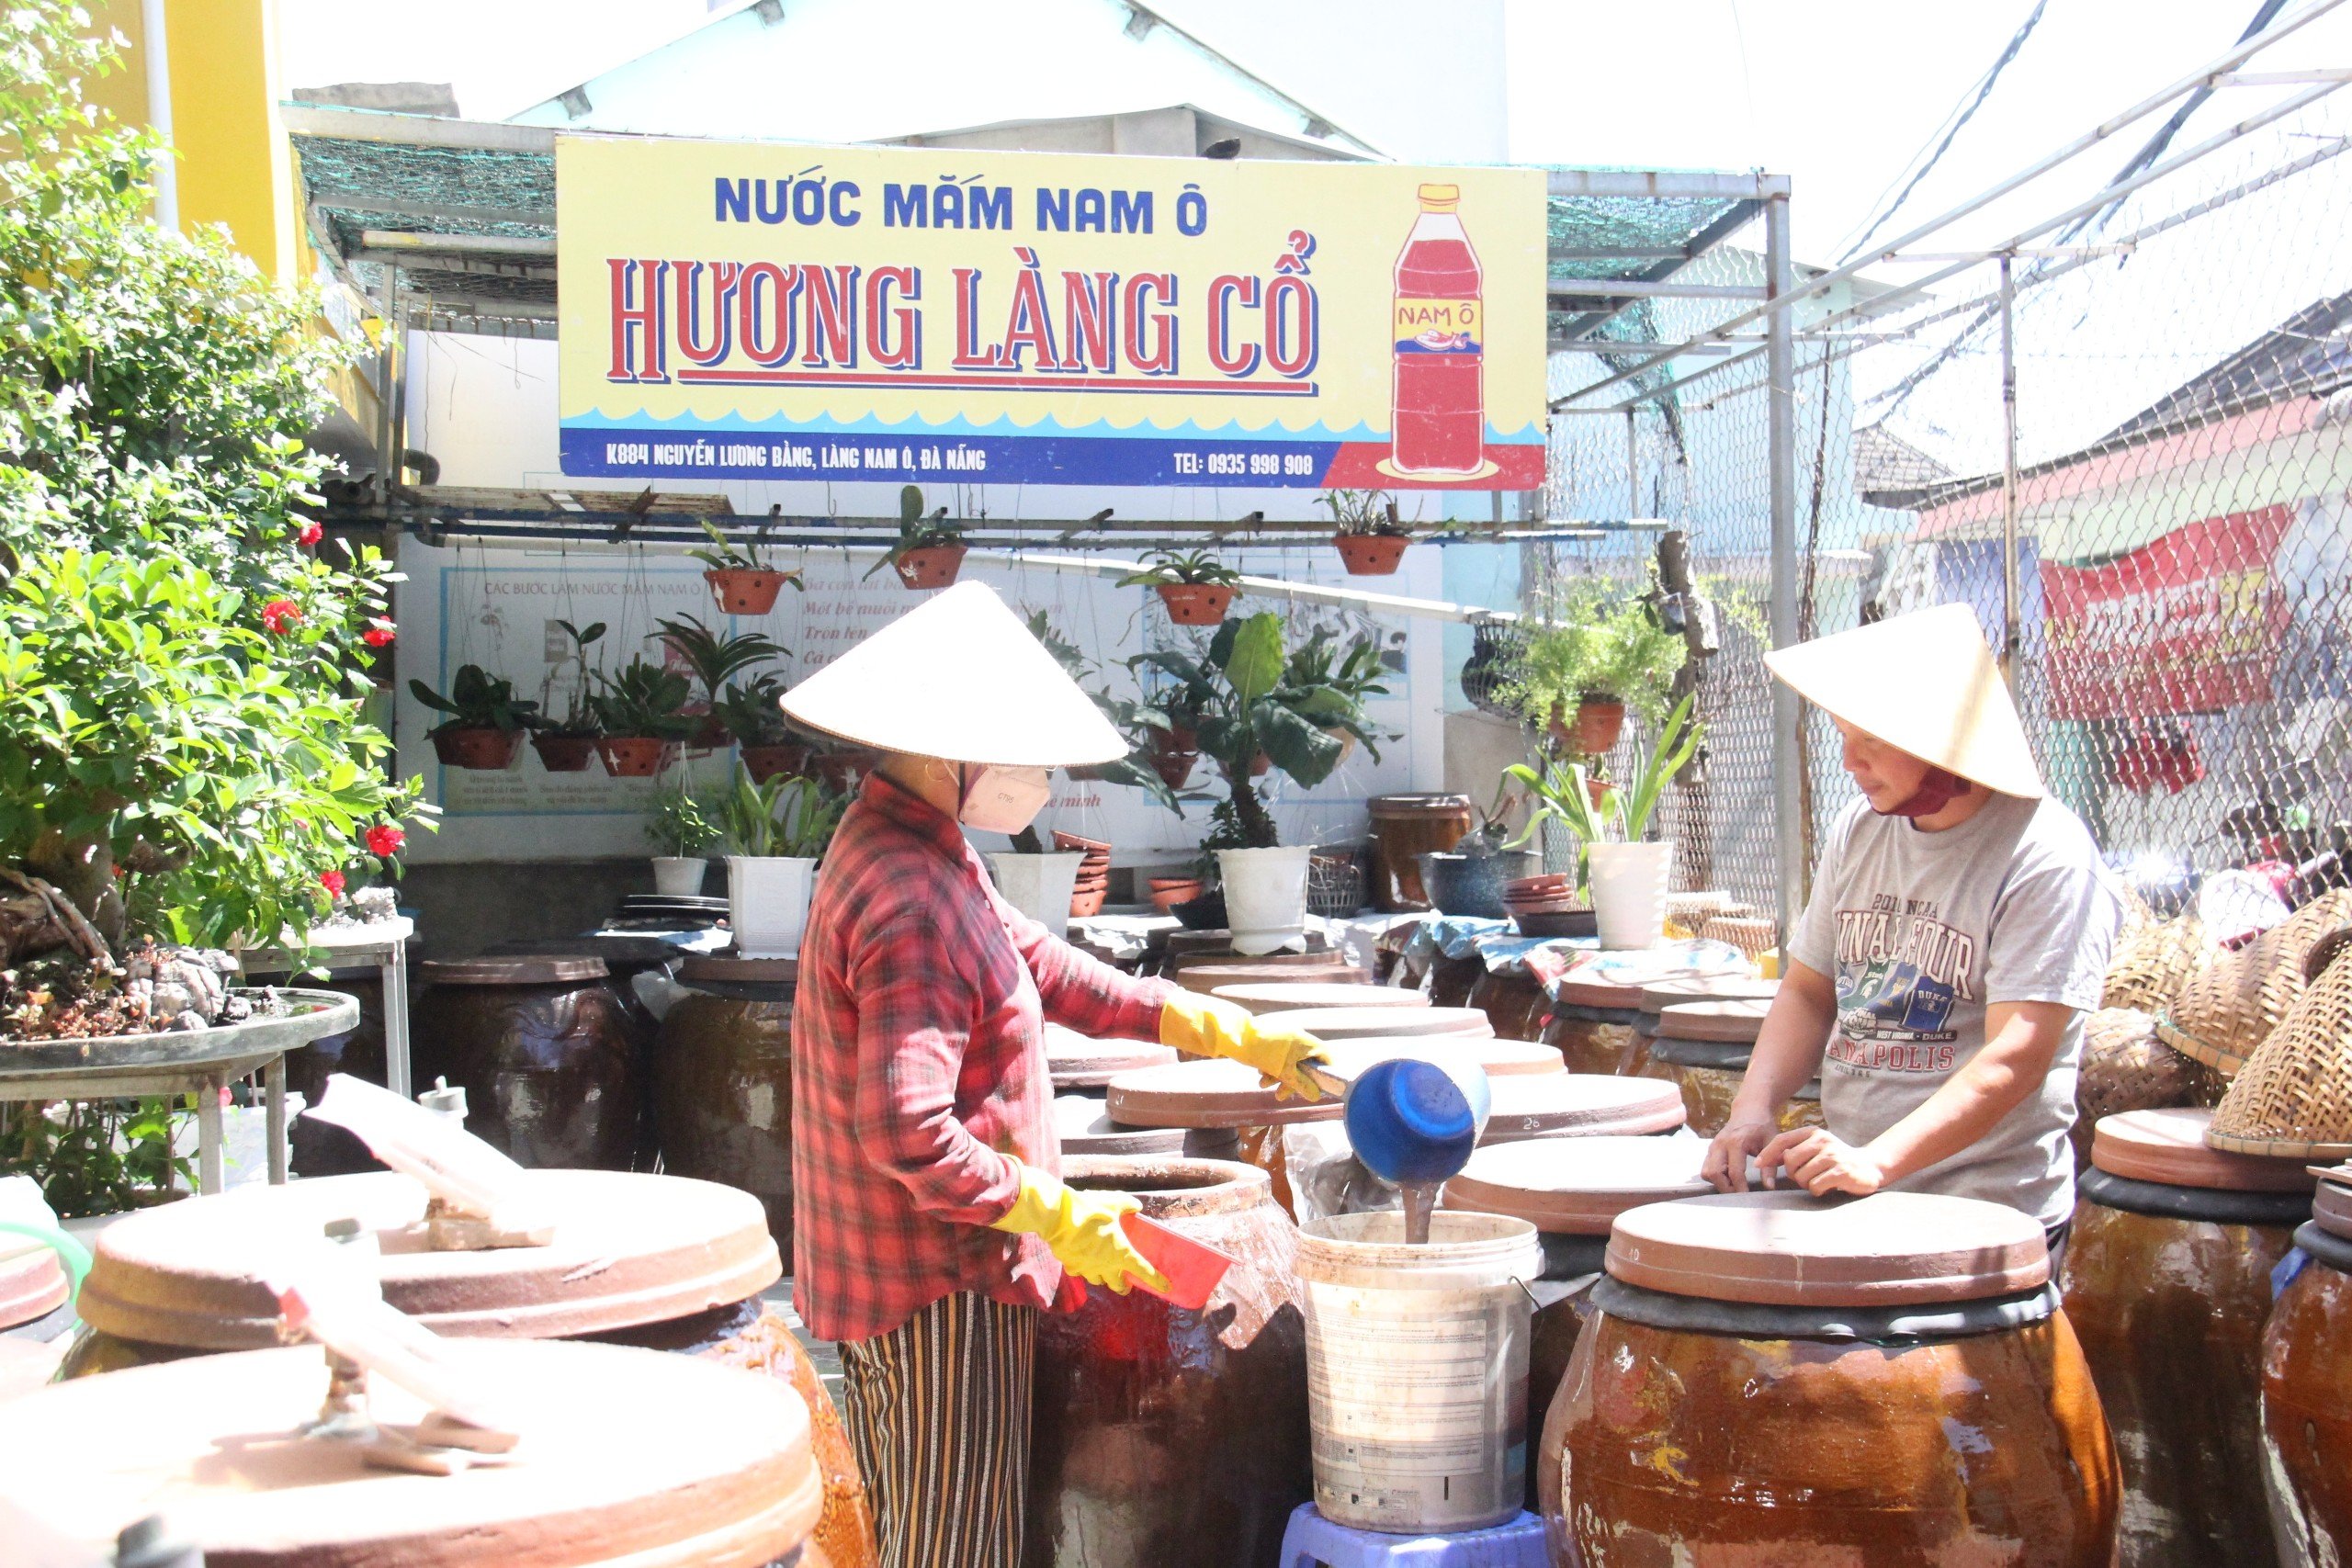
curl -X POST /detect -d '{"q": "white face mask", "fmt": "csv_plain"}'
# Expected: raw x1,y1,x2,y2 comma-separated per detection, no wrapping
956,764,1053,834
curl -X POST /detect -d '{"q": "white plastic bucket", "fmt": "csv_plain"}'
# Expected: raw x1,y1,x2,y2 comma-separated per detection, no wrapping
987,852,1084,934
650,856,707,897
1217,846,1313,956
1588,840,1674,952
728,855,817,958
1295,1209,1543,1533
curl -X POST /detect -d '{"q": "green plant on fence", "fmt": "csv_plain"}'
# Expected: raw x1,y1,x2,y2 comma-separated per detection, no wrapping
652,615,784,711
1502,577,1688,734
408,665,541,739
645,781,724,857
1508,694,1702,887
690,518,802,581
540,620,605,737
591,658,698,741
865,484,968,580
714,671,797,747
1115,547,1243,591
718,768,846,859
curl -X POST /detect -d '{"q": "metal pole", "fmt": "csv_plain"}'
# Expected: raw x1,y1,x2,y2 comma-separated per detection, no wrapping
139,0,176,231
1999,253,2022,691
1765,187,1804,964
1625,410,1639,520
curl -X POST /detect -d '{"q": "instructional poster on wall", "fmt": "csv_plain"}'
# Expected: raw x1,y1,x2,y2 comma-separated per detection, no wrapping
395,538,1447,864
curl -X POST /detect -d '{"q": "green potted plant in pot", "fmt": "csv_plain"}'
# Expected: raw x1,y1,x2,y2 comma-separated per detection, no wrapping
1507,694,1700,951
867,483,969,590
1323,489,1414,577
409,665,540,771
645,780,722,896
531,618,605,773
718,768,846,957
589,658,697,777
691,520,803,615
714,671,808,782
1118,547,1243,626
653,614,784,749
1504,578,1686,757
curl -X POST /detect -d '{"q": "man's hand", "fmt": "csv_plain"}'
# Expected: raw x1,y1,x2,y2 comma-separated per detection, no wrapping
1756,1127,1891,1197
1702,1116,1779,1193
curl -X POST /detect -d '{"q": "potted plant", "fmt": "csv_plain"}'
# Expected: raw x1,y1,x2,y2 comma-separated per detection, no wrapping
589,658,698,777
1507,694,1701,950
1283,627,1392,764
987,826,1090,935
866,483,969,590
653,614,784,749
713,671,809,782
645,780,721,896
718,768,846,958
1503,578,1687,757
532,618,605,773
1024,608,1188,818
691,520,803,615
409,665,540,771
1323,489,1414,576
1118,547,1243,626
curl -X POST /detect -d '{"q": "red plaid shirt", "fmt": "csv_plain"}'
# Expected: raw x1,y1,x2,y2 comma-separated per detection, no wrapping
789,772,1170,1343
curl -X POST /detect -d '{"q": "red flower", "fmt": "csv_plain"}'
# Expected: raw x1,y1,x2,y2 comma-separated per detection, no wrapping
262,598,301,634
365,825,406,858
294,521,324,547
320,869,346,896
362,622,396,648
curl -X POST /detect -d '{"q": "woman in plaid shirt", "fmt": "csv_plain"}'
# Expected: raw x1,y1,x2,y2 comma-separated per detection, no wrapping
780,582,1329,1568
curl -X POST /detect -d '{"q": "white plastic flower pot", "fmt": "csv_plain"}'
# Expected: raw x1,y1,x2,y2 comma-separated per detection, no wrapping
987,852,1084,935
1588,840,1674,952
728,855,817,958
1217,846,1314,956
650,857,708,897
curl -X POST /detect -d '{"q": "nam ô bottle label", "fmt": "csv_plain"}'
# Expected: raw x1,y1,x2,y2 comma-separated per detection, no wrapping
1388,183,1488,478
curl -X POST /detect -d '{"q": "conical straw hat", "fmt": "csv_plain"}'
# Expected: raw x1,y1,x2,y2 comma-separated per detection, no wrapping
781,581,1127,767
1762,603,2044,798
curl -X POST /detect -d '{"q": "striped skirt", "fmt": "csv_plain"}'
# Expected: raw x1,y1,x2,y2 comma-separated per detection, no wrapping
837,1292,1037,1568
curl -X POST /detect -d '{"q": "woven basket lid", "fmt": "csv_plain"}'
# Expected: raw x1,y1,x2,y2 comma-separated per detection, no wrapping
1639,976,1779,1015
74,1170,779,1349
1654,998,1770,1044
0,1241,67,1331
2164,890,2352,1077
1044,1025,1178,1089
2101,913,2208,1014
1053,1093,1186,1157
1443,1136,1713,1235
2090,1108,2315,1191
1210,982,1429,1015
1283,1005,1493,1042
2207,929,2352,1158
418,954,607,986
1607,1190,2049,1308
0,1341,820,1566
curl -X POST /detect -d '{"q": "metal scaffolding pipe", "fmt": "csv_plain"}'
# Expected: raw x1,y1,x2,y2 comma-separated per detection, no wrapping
1765,186,1804,961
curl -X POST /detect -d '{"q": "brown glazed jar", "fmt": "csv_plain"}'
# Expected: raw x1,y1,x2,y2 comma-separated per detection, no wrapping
2261,1177,2352,1563
653,957,799,1256
239,964,386,1178
412,954,644,1170
1467,967,1549,1042
1539,1004,1642,1077
1641,1036,1822,1136
2062,1109,2313,1568
1367,794,1474,910
1427,950,1485,1010
1026,1157,1310,1568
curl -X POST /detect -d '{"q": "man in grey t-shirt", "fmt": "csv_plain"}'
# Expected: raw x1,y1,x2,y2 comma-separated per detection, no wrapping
1702,606,2120,1234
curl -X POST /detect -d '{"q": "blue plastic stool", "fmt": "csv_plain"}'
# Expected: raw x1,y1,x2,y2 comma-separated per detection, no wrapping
1278,1504,1548,1567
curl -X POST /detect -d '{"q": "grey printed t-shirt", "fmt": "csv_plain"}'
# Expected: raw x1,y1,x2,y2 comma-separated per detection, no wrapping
1787,791,2120,1227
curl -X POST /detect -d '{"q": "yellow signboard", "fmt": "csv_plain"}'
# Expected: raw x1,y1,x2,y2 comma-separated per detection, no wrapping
556,136,1547,488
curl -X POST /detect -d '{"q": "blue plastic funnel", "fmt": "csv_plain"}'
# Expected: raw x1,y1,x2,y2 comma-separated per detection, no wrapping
1342,1056,1493,1186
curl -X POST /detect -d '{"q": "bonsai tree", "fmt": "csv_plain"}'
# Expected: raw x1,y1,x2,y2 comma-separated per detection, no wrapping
867,483,969,588
1503,577,1687,755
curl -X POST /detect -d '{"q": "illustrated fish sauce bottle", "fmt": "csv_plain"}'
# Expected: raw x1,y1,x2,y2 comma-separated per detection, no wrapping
1390,182,1485,476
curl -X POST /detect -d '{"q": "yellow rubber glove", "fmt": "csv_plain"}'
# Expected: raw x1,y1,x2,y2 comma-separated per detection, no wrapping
989,1163,1170,1295
1159,991,1332,1102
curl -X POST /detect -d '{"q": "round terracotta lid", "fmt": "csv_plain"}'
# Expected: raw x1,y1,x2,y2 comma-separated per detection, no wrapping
418,954,607,986
2314,1175,2352,1243
1607,1190,2050,1307
0,1341,819,1566
2090,1108,2317,1192
1654,998,1770,1044
76,1170,780,1349
1170,957,1359,994
1105,1058,1346,1129
678,951,798,986
1053,1093,1187,1157
1044,1024,1178,1089
1283,1005,1494,1042
1640,976,1779,1015
0,1241,67,1330
1445,1136,1713,1235
1482,1073,1687,1143
1555,976,1646,1011
1211,982,1430,1015
1338,1035,1565,1077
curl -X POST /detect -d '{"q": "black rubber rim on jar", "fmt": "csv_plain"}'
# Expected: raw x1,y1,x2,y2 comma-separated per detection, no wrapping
2294,1220,2352,1277
2077,1167,2314,1227
1589,1274,2060,1344
1549,1003,1641,1025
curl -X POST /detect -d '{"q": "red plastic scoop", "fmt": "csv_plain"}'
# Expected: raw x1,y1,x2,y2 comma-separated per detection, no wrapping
1120,1212,1235,1309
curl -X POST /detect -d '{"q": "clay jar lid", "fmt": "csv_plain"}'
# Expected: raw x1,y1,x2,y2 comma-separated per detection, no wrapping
2091,1107,2316,1191
2315,1175,2352,1242
75,1169,781,1349
1283,1005,1494,1041
1053,1093,1187,1156
1211,982,1430,1015
1340,1035,1565,1077
1482,1074,1687,1143
1555,976,1646,1011
418,954,607,986
1607,1190,2050,1308
0,1241,67,1330
1445,1136,1713,1234
1640,976,1779,1015
0,1340,820,1566
1106,1058,1345,1129
1044,1024,1178,1089
1171,956,1359,994
678,952,799,986
1654,998,1770,1044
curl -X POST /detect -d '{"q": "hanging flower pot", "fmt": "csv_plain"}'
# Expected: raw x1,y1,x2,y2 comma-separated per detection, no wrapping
688,712,730,751
1549,694,1627,757
740,743,812,784
704,568,794,616
1217,750,1273,782
1157,583,1235,625
1152,749,1199,789
1334,533,1410,577
530,732,598,773
814,750,881,793
431,728,526,771
1459,621,1529,720
894,545,967,590
595,737,679,778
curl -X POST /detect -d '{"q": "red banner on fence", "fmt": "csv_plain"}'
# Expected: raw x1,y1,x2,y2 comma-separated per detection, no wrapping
2041,504,2293,721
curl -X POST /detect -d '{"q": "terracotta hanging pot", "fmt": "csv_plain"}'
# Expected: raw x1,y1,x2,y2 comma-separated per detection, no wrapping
530,732,598,773
689,712,730,750
596,737,680,778
893,545,967,590
1550,694,1626,756
1163,722,1199,754
1334,533,1410,576
1152,749,1199,789
431,727,526,771
1217,750,1273,781
703,568,792,616
1157,583,1235,625
814,750,881,793
739,743,811,784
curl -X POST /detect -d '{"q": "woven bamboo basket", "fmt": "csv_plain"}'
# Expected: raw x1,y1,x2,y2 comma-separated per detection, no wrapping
2208,931,2352,1158
2101,911,2207,1014
1699,915,1775,961
2158,889,2352,1077
2070,1006,2224,1168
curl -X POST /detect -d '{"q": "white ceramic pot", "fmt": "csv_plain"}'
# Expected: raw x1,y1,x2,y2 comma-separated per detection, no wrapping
650,856,708,897
728,855,818,958
1217,845,1314,956
1588,840,1674,952
987,852,1084,934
